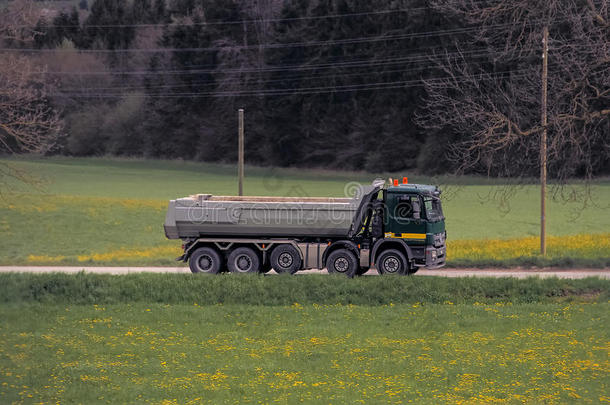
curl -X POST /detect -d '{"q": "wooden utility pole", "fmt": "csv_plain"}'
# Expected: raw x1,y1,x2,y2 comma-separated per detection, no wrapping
238,108,245,196
540,26,549,256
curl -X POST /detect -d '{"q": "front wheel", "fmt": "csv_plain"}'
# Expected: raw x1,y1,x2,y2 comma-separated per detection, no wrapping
326,249,358,278
189,247,223,274
376,249,409,275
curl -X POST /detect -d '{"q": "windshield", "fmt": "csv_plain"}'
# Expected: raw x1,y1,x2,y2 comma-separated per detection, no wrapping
423,196,444,221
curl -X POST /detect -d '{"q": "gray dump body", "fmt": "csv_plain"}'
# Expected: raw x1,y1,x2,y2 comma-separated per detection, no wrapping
164,184,379,240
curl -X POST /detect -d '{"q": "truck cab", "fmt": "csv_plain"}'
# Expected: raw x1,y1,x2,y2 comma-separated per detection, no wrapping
381,183,446,269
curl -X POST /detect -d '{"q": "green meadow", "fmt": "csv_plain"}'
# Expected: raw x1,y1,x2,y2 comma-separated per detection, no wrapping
0,274,608,404
1,301,607,404
1,157,609,266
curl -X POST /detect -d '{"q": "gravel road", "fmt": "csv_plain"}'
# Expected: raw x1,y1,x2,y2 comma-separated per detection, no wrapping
0,266,608,279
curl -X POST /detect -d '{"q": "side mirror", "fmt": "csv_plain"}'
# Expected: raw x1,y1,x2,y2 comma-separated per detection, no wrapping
412,200,421,220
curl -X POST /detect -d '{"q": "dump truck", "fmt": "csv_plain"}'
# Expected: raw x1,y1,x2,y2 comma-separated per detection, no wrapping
164,178,446,276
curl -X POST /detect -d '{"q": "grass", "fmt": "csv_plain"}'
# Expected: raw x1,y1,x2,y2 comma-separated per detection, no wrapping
1,275,608,403
3,158,607,404
1,156,609,267
0,273,608,306
1,300,608,404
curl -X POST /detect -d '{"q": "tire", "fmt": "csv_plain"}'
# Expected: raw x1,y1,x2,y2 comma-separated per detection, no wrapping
270,244,302,275
376,249,409,276
227,247,261,274
326,249,358,278
189,247,222,274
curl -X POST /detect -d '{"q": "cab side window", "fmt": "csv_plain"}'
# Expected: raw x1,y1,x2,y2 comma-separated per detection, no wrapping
424,199,433,214
395,195,418,219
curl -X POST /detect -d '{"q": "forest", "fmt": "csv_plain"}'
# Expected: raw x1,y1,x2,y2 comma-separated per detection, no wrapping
1,0,608,176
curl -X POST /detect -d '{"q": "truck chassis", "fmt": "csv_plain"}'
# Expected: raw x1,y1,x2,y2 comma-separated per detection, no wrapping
179,235,445,277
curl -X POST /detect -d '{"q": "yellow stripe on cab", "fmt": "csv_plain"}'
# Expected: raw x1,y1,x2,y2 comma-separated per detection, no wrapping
384,232,426,239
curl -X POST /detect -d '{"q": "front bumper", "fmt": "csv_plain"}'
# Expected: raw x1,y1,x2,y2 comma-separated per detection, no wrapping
424,245,446,269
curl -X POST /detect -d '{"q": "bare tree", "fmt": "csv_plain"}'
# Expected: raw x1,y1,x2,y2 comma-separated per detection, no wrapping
0,0,60,186
0,55,59,154
417,0,609,253
0,0,41,42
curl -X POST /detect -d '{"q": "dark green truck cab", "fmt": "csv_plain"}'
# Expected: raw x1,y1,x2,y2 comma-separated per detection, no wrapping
383,183,447,269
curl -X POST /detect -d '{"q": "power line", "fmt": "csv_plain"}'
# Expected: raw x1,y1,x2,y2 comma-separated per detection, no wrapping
60,67,441,91
36,41,593,77
23,7,430,29
0,30,479,53
2,18,555,54
39,51,456,75
0,68,560,100
52,68,535,98
27,43,453,74
59,53,542,92
26,4,504,29
37,47,526,76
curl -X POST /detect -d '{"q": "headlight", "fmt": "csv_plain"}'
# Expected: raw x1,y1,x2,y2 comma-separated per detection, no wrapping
433,232,445,246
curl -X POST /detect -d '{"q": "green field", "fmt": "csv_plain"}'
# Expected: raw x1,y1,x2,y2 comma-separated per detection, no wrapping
1,157,609,267
2,273,607,306
1,275,608,404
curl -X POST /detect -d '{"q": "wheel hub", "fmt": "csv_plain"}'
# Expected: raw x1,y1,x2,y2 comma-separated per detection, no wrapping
278,252,293,268
334,257,349,272
236,255,252,272
198,255,212,271
383,256,399,273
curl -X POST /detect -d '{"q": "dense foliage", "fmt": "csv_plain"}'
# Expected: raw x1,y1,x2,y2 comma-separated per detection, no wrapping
19,0,610,175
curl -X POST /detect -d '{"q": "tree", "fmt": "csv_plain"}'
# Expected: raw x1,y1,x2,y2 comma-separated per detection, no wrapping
0,0,60,158
84,0,135,49
0,56,59,155
0,0,60,188
417,0,609,253
34,7,82,49
140,0,244,160
152,0,167,23
261,0,441,170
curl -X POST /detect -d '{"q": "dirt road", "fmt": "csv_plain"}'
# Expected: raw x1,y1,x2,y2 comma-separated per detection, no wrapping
0,266,608,279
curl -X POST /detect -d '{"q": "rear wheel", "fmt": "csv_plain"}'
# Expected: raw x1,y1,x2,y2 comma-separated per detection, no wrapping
270,244,302,275
326,249,358,278
227,247,261,274
189,247,222,274
376,249,408,275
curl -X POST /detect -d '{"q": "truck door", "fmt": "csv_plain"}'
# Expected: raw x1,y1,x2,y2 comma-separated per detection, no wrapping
386,193,427,245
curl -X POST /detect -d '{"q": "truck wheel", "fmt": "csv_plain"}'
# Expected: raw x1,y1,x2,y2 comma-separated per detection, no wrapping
270,244,302,275
376,249,408,275
326,249,358,278
189,247,222,274
227,247,261,274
